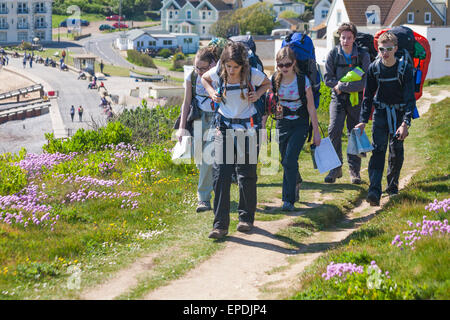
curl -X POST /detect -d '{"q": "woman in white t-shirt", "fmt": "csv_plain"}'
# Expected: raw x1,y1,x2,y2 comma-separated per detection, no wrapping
272,46,321,211
176,47,218,213
201,42,271,239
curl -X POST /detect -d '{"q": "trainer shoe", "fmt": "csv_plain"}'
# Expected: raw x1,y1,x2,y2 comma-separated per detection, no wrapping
208,229,228,239
366,192,380,206
196,201,212,212
324,167,343,183
282,201,295,211
237,221,253,232
350,173,362,185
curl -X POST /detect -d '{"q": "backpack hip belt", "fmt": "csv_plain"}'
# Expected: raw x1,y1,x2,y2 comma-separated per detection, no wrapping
217,113,257,129
375,102,406,135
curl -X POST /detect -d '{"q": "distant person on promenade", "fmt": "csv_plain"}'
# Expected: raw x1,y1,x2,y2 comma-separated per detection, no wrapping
100,60,104,74
23,56,27,68
29,56,33,68
78,105,84,122
70,105,75,122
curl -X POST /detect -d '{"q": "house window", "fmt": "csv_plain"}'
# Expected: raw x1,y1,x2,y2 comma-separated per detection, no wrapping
424,12,431,24
321,10,328,18
169,11,173,19
18,32,28,42
202,26,206,34
202,11,206,19
446,45,450,60
149,41,156,46
407,12,414,23
0,32,6,42
187,10,191,19
169,25,173,32
163,40,173,46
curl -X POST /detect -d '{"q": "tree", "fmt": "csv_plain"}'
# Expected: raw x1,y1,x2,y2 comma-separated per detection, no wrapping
210,3,276,37
278,10,300,19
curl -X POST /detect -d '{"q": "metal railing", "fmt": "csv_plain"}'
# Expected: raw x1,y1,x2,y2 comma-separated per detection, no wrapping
0,8,9,14
0,23,8,30
17,8,29,14
17,23,29,30
35,22,47,29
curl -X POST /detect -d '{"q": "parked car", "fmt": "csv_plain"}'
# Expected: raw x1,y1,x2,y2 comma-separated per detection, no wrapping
59,19,89,27
99,24,116,31
112,22,128,29
106,15,125,21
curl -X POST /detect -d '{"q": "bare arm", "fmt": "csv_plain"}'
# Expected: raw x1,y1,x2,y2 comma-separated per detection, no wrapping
176,80,193,141
306,86,321,146
201,72,221,103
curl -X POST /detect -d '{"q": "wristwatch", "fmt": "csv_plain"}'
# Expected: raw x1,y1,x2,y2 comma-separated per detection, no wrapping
402,119,411,128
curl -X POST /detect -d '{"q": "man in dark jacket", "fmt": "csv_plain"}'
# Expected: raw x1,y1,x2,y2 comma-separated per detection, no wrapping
354,32,415,206
324,22,371,184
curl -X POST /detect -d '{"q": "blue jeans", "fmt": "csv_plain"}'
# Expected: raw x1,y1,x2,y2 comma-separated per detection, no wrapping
277,117,309,204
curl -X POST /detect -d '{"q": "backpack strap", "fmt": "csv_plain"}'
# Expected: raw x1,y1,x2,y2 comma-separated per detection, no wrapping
190,71,198,98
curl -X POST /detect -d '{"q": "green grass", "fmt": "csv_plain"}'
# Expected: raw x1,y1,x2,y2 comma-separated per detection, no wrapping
424,75,450,87
52,13,106,29
288,96,450,300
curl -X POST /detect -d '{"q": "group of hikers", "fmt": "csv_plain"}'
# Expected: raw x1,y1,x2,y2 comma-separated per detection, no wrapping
175,22,419,240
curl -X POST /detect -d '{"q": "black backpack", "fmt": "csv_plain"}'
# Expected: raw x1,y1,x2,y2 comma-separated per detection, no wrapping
173,71,200,135
355,32,377,62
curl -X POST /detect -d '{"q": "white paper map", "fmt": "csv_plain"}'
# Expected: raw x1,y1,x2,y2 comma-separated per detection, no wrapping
314,137,342,174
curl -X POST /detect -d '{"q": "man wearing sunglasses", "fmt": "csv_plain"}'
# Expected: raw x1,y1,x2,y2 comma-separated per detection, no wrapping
354,32,416,206
324,22,371,184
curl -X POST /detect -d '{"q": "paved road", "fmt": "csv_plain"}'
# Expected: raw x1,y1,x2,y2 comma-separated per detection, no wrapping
7,56,106,135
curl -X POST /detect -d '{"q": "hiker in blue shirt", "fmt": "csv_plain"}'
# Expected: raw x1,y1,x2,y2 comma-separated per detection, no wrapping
271,46,322,211
354,32,415,206
202,42,271,239
324,22,370,184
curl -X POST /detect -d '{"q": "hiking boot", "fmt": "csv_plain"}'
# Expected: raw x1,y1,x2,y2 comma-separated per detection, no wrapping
366,192,380,206
196,201,212,212
237,221,253,232
324,167,343,183
208,229,228,239
350,172,362,185
282,201,295,211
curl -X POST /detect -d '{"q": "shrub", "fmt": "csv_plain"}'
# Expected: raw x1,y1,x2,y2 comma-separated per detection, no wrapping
43,122,132,154
0,160,28,195
126,50,156,68
158,48,172,58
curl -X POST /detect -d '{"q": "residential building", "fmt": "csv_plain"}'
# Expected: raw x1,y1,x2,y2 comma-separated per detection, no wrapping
0,0,53,44
115,29,200,54
266,0,305,17
325,0,448,50
160,0,233,39
312,0,331,27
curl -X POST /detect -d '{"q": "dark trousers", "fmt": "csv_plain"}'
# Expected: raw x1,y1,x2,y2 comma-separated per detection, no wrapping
277,117,309,204
328,92,362,176
368,108,405,200
212,127,259,230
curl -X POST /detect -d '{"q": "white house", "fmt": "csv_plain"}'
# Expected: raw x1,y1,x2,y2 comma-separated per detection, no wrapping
266,0,305,16
312,0,331,27
0,0,53,44
115,29,200,54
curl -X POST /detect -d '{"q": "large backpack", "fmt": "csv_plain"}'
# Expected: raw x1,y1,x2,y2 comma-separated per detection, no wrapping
374,25,431,118
355,32,377,63
216,35,267,124
281,32,322,109
173,71,200,135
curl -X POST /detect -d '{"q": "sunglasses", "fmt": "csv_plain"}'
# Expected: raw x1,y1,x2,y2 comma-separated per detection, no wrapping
277,62,293,69
195,65,210,72
378,46,395,52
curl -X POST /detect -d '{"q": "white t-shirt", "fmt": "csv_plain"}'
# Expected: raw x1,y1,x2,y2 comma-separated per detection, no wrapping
185,71,214,112
273,75,310,120
205,66,266,120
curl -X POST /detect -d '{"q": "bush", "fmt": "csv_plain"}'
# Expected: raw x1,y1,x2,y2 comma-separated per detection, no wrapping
43,122,132,154
126,50,157,68
0,159,28,195
19,41,33,51
158,48,172,59
116,103,180,145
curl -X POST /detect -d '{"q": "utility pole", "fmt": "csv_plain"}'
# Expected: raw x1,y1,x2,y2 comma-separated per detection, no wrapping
119,0,122,32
